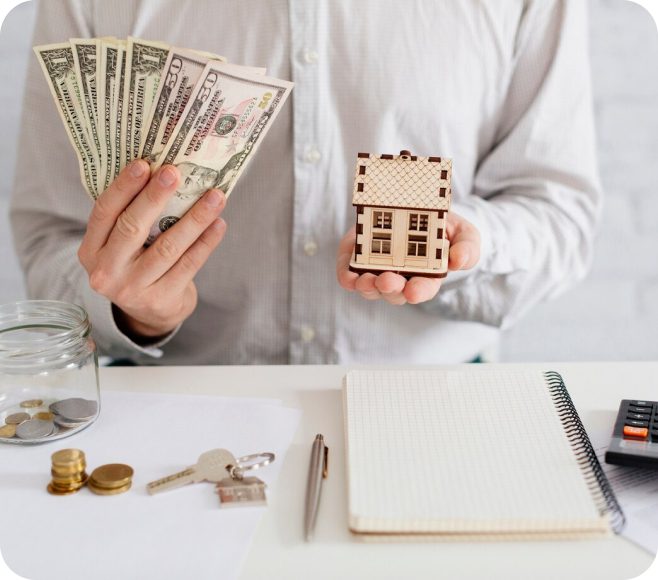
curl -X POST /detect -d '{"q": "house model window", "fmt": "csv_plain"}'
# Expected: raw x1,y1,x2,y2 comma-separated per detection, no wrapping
349,150,453,279
373,211,393,229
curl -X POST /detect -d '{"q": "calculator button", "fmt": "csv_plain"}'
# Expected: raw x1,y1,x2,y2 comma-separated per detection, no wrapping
630,401,652,407
629,405,652,414
625,420,649,428
623,426,648,439
652,431,658,443
626,413,651,421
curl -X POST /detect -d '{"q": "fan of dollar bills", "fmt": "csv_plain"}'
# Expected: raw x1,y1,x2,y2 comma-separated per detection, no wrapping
34,37,293,240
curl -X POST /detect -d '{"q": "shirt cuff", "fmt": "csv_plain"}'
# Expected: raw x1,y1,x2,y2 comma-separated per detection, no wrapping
81,283,179,359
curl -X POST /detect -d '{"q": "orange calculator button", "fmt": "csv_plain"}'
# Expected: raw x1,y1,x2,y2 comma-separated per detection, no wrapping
623,426,648,439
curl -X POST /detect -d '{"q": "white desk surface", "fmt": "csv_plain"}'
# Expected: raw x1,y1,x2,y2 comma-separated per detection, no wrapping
99,362,658,580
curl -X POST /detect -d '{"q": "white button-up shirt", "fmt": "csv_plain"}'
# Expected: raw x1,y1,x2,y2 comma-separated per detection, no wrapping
11,0,600,365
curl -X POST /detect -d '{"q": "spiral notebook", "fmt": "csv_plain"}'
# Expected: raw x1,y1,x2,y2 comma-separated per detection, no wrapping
343,369,624,539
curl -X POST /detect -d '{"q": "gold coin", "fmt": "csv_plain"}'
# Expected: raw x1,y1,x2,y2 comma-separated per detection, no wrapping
0,424,16,438
51,464,86,478
51,448,85,466
33,411,53,421
47,482,82,496
50,482,84,493
50,471,88,485
49,475,88,491
20,399,43,408
87,481,132,496
5,412,30,425
89,464,134,488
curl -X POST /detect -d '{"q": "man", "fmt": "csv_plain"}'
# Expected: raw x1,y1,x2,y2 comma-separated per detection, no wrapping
11,0,600,365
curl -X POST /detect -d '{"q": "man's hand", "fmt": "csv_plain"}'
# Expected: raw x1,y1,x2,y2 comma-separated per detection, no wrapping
77,159,227,340
336,211,480,305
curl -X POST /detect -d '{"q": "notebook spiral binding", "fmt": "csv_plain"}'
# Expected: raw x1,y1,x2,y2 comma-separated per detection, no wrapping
544,371,626,534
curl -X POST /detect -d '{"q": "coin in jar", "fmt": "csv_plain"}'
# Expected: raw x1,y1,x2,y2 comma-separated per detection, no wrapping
50,398,98,421
52,414,85,428
20,399,43,408
5,412,31,425
33,411,53,421
0,424,16,438
16,419,56,440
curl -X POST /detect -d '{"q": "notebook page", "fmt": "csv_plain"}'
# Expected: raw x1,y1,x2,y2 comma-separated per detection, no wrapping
345,369,606,534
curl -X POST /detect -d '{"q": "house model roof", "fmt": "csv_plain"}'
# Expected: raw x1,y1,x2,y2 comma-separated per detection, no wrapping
352,152,452,210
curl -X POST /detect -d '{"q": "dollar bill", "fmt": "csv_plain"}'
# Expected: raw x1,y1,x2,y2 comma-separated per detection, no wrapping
120,37,170,168
34,36,290,210
140,48,265,165
33,43,98,198
97,39,119,190
111,41,127,181
149,62,293,241
70,38,102,189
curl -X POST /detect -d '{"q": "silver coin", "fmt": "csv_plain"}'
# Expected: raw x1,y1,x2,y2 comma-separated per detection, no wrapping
53,413,88,428
50,398,98,421
15,419,56,440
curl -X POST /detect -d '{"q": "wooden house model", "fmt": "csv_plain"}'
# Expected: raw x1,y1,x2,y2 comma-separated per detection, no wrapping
349,150,452,278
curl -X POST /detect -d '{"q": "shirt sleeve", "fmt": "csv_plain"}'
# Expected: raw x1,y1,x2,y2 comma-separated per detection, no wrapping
427,0,602,329
9,0,176,359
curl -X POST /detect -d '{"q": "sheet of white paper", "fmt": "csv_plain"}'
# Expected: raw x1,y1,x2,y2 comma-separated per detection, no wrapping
0,391,301,580
590,424,658,555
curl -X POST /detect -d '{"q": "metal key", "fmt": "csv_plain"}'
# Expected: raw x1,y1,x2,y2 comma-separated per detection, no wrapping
147,448,237,495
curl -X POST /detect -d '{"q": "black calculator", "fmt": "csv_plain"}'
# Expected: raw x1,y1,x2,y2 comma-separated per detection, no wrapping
605,399,658,469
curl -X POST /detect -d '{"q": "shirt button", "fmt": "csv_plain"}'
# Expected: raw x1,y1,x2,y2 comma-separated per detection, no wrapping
301,325,315,343
303,49,319,64
304,147,322,164
304,240,318,256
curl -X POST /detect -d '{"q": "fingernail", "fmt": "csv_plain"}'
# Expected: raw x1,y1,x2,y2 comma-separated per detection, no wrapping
130,160,146,178
205,189,223,208
159,166,178,187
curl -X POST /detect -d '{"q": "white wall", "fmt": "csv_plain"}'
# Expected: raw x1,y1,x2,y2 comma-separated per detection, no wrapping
499,0,658,362
0,0,656,361
0,0,33,303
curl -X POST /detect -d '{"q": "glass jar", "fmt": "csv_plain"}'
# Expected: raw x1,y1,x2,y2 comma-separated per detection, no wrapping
0,300,100,444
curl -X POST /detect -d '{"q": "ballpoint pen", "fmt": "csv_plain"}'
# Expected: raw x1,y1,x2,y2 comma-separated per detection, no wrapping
304,433,329,541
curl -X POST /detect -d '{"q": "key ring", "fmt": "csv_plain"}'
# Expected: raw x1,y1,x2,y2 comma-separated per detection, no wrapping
229,452,275,480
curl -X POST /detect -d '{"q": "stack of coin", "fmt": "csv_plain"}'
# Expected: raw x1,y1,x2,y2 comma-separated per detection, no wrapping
88,464,134,496
48,449,88,495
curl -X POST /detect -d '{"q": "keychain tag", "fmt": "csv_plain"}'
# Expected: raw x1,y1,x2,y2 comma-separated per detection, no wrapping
216,476,267,507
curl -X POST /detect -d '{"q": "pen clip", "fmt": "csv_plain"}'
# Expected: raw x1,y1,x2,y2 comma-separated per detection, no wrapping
322,444,329,479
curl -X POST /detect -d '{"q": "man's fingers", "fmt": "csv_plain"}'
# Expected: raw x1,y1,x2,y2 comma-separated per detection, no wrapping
80,160,151,258
381,291,407,306
355,273,382,300
447,212,481,271
336,226,359,290
403,277,441,304
134,189,226,285
374,272,407,305
338,226,356,255
337,252,359,290
159,218,227,295
448,239,479,271
104,165,180,260
374,271,405,294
